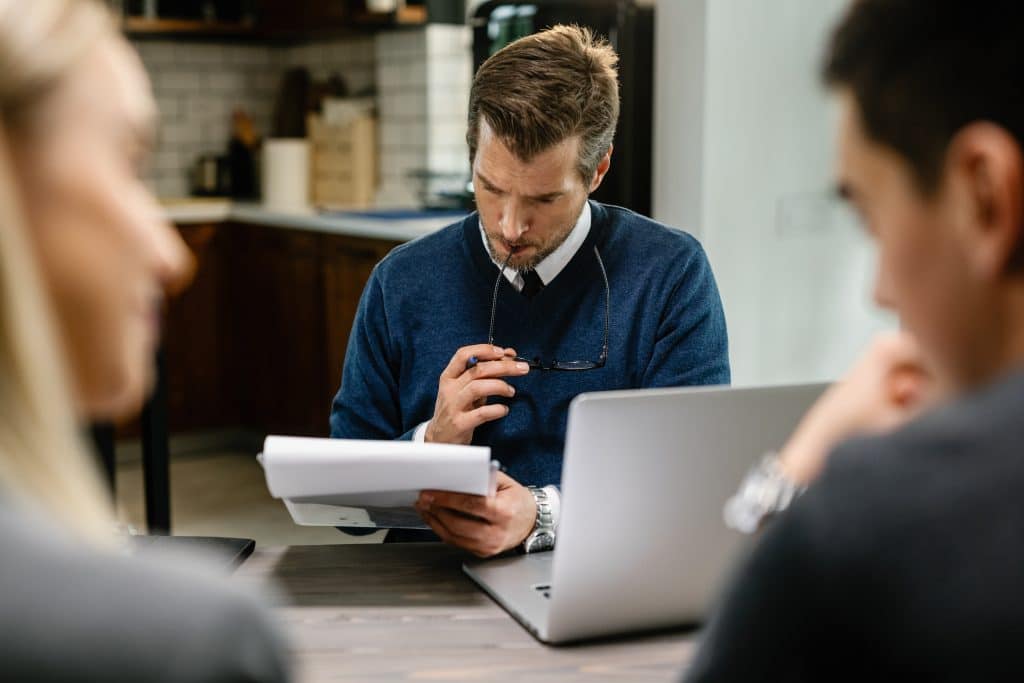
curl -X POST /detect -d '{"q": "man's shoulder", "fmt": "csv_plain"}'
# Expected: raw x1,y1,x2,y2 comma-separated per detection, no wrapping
597,203,707,262
374,216,472,280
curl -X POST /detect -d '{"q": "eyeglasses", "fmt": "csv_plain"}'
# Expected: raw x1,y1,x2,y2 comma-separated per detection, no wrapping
487,245,610,371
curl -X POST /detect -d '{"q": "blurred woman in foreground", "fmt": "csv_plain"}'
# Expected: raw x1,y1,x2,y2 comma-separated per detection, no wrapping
0,1,289,680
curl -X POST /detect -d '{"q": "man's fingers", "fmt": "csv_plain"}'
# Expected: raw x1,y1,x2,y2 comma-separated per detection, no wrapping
459,379,516,407
419,490,493,520
458,359,531,391
453,403,510,432
420,509,477,547
428,507,491,540
420,509,501,558
442,344,511,379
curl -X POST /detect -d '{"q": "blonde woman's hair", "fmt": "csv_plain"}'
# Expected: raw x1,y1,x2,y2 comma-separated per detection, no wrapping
0,0,120,543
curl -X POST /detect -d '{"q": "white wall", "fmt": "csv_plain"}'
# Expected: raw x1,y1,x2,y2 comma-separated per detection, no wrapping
653,0,894,386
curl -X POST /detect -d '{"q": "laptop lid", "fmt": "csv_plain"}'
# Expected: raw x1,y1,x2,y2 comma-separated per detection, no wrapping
540,382,826,643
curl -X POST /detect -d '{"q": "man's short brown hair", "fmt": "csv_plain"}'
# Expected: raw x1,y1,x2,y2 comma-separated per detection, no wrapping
467,24,620,183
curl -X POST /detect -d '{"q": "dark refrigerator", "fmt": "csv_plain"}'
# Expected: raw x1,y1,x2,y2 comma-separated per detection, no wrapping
470,0,655,217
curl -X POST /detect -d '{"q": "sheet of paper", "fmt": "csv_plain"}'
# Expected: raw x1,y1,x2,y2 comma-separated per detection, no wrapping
260,436,495,528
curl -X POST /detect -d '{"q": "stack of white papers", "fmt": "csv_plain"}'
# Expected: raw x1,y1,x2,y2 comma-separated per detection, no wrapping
259,436,496,529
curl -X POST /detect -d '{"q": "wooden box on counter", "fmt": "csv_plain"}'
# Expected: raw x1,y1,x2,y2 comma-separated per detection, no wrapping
308,113,377,210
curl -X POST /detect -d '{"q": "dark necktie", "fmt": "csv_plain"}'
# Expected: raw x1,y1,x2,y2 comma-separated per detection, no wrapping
521,269,545,299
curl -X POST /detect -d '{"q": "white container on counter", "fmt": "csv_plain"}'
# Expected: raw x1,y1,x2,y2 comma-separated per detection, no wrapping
262,138,310,210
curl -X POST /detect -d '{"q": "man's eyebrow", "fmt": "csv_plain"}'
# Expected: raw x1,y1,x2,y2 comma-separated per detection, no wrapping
476,172,504,192
475,171,563,201
528,190,564,201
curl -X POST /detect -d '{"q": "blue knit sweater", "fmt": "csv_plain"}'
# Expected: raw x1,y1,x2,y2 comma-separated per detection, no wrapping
329,201,730,487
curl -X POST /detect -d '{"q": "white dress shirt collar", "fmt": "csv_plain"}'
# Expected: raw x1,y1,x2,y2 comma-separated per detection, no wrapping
479,201,592,291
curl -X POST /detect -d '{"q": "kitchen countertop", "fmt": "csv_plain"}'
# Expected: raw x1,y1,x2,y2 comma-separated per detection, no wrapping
162,199,469,243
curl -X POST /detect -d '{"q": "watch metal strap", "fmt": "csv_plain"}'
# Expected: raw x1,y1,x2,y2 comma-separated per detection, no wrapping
522,486,556,553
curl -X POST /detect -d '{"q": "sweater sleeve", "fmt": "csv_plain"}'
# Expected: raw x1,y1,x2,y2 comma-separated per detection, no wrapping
642,242,730,388
330,268,407,440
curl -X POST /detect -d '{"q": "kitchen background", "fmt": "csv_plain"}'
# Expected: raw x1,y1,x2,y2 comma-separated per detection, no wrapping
105,0,891,542
133,22,471,208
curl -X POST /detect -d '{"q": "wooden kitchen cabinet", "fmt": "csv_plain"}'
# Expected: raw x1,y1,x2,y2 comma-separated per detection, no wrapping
164,222,229,433
226,224,328,436
322,234,397,403
122,0,427,40
162,221,399,439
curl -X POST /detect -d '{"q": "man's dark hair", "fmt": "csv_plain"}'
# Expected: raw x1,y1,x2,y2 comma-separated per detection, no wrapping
467,24,620,183
823,0,1024,192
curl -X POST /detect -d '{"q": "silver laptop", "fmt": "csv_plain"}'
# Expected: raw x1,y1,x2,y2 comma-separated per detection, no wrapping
463,382,826,644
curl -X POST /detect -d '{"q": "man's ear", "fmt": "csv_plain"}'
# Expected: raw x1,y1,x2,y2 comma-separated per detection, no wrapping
948,122,1024,280
588,145,613,193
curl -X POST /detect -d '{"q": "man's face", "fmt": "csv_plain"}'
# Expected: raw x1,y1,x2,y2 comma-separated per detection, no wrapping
835,91,993,388
473,119,600,272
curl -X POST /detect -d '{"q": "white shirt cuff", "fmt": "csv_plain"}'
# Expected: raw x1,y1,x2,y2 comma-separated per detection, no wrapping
542,485,561,530
412,421,429,443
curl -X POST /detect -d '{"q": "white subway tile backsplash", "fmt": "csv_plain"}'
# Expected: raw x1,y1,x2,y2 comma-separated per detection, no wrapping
155,71,202,91
426,25,472,58
428,55,472,90
159,121,203,146
374,25,472,201
137,26,469,204
153,149,183,172
174,43,225,65
246,71,280,95
382,149,428,175
155,97,181,120
376,30,427,61
345,67,376,95
428,91,469,122
156,176,189,199
133,41,177,66
206,70,247,92
184,95,224,121
225,46,273,66
428,145,470,174
431,121,468,148
376,180,423,209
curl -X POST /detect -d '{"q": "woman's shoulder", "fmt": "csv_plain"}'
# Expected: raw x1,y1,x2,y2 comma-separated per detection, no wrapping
0,502,290,682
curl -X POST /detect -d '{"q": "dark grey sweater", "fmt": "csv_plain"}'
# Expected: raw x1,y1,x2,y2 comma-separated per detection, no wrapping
0,505,290,682
685,369,1024,681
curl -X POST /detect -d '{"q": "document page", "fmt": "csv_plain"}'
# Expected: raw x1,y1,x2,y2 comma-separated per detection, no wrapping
260,436,496,529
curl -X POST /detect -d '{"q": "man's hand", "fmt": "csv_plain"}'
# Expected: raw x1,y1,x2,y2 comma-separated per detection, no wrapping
780,330,945,485
415,473,538,557
425,344,531,445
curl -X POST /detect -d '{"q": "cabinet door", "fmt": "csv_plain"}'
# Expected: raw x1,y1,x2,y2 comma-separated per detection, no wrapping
164,222,225,432
227,224,327,436
323,235,399,412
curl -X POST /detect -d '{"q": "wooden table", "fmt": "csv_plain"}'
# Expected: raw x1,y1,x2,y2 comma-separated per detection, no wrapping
236,543,696,682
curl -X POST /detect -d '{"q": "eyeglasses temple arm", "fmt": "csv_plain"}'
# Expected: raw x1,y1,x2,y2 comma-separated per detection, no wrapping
488,251,514,346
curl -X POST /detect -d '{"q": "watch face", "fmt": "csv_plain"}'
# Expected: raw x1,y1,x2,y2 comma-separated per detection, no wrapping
526,530,555,553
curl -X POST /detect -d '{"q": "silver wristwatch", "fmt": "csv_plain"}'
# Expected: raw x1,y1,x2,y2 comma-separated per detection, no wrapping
723,453,806,534
521,486,556,553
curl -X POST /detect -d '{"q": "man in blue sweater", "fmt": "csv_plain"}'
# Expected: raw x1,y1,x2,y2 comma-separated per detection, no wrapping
330,25,729,557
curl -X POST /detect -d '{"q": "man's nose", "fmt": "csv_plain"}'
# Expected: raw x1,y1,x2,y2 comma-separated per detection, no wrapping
500,203,529,242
